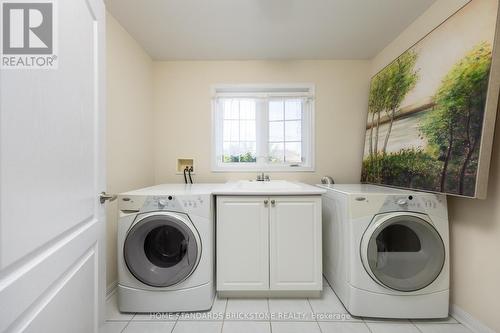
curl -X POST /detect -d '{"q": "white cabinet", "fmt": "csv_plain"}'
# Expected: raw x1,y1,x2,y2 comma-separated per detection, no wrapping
216,196,322,294
216,197,269,291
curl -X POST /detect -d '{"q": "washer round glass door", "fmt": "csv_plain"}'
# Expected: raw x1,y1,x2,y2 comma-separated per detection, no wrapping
361,214,445,292
124,212,201,287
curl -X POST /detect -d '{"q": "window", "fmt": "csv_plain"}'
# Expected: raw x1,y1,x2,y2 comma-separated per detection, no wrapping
212,85,314,171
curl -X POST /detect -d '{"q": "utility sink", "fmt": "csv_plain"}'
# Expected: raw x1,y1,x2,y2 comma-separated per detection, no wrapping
211,180,326,195
234,180,302,190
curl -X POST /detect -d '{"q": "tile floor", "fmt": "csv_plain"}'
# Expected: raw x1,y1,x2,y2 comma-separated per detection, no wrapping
100,279,471,333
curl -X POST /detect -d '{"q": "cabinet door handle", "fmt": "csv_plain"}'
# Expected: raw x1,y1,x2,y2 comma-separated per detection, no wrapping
270,199,276,206
264,199,269,206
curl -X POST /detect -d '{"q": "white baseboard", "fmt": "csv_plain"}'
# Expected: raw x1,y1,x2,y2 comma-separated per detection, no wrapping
450,304,495,333
106,280,117,300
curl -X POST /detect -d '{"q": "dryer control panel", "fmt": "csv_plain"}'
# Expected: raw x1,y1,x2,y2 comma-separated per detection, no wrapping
378,194,445,217
379,195,424,213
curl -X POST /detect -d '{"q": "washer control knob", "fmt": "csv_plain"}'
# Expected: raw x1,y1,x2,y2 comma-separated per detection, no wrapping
397,199,408,206
158,199,168,207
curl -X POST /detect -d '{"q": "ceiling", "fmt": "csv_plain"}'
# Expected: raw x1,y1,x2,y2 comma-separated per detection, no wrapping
105,0,437,60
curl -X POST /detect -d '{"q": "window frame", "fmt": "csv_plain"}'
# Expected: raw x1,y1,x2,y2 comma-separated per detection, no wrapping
211,84,315,172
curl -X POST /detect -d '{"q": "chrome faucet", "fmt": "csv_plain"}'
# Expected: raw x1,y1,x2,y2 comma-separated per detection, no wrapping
256,172,270,181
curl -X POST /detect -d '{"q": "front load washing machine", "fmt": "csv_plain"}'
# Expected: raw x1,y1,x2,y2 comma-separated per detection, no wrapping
319,184,449,319
117,184,217,313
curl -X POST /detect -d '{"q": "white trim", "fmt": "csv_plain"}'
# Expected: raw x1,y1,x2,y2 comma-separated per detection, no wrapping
211,98,219,172
450,304,496,333
212,83,315,96
213,93,314,99
106,280,117,300
211,84,316,172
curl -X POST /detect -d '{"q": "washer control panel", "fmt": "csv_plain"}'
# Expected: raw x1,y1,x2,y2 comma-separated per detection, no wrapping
180,196,205,209
119,193,211,218
141,196,180,212
142,194,209,215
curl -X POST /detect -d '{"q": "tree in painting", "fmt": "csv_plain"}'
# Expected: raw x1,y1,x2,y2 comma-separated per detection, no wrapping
420,42,492,195
367,50,419,156
381,51,419,154
365,50,419,183
366,69,388,181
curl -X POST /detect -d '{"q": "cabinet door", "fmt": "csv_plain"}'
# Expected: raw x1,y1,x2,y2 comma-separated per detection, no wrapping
269,196,322,290
216,196,269,290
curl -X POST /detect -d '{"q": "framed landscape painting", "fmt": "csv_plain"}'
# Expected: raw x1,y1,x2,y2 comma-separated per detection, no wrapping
361,0,500,198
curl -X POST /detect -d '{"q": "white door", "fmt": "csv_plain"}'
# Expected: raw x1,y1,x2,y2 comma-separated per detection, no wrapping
0,0,106,332
216,196,269,291
269,196,322,291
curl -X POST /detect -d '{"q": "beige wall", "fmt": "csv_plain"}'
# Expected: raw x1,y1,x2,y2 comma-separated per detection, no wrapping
106,13,155,289
448,121,500,332
372,0,500,331
153,60,371,185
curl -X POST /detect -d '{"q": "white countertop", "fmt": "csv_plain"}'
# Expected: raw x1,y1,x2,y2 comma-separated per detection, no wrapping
120,181,326,196
120,183,224,196
212,180,326,196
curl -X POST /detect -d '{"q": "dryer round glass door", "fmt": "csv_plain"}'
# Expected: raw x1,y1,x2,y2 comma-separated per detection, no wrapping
362,214,445,292
124,212,201,287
